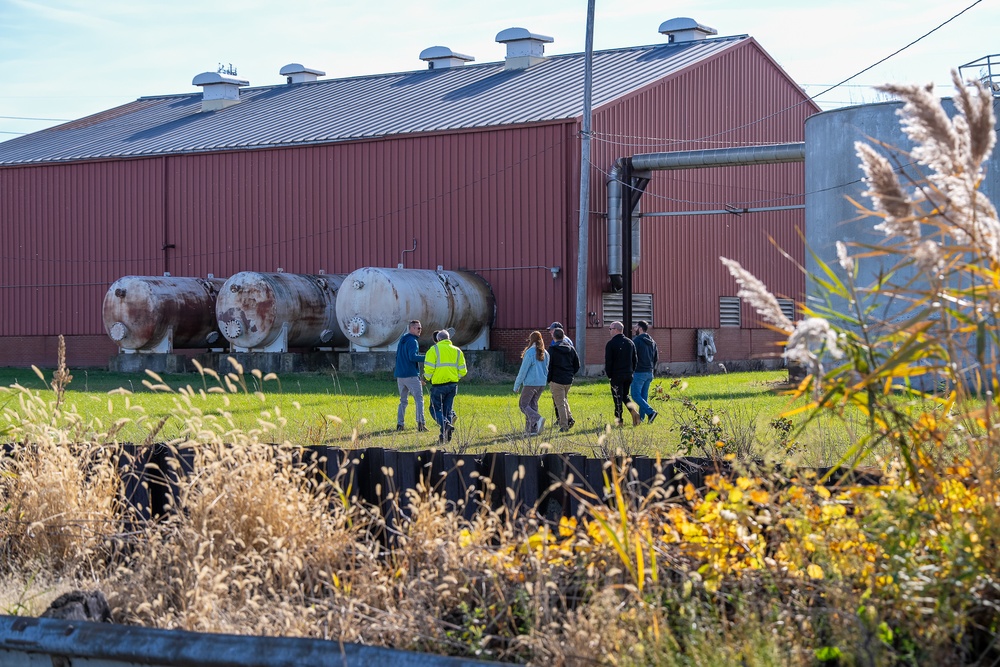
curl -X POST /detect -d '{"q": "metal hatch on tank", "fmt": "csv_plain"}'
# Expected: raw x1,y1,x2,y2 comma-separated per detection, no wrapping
335,267,496,351
215,272,348,352
102,275,226,353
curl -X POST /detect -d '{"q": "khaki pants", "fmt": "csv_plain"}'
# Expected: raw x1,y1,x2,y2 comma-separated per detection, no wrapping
550,381,573,428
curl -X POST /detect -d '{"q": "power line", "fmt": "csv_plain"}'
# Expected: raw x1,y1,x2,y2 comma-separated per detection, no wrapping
687,0,986,142
809,0,985,99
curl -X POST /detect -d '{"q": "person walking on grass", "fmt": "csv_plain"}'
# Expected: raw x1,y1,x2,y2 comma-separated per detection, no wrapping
547,327,580,431
394,319,428,432
604,320,640,426
546,322,573,425
513,331,549,435
631,320,659,424
423,329,467,443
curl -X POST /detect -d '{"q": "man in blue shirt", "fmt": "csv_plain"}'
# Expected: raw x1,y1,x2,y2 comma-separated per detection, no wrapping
394,320,428,432
631,320,659,423
547,321,573,347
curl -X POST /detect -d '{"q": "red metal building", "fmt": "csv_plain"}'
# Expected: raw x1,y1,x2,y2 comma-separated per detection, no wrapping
0,19,818,370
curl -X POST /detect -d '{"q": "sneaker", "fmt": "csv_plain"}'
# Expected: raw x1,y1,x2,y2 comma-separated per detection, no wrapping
450,411,458,425
648,411,658,425
417,423,428,432
535,417,545,434
559,425,570,432
567,418,576,428
396,424,404,432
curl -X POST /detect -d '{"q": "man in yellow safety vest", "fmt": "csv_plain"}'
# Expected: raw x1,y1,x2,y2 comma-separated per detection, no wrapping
423,329,468,443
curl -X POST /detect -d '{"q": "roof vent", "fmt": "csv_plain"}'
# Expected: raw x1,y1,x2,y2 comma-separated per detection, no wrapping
495,27,553,70
192,72,250,111
279,63,326,84
419,46,475,70
658,17,717,43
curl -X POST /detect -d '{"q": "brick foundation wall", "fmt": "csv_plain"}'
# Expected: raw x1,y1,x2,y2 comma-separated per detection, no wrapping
0,336,118,369
1,329,788,373
491,328,578,368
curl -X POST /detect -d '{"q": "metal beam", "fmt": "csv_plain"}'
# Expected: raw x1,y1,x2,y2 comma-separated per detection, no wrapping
0,615,503,667
640,204,805,217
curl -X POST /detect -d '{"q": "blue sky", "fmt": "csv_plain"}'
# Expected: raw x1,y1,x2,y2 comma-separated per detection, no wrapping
1,0,997,139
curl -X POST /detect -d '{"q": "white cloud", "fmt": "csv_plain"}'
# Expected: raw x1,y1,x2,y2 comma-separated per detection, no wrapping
9,0,118,31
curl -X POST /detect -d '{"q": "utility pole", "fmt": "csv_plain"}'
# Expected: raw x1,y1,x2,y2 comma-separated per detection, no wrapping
574,0,595,370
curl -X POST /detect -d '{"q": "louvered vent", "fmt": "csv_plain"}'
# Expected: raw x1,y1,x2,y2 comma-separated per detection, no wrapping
778,299,795,323
719,297,741,327
602,293,653,325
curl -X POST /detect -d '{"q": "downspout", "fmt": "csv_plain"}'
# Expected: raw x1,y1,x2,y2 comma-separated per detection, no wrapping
607,142,805,289
606,158,642,292
162,156,172,275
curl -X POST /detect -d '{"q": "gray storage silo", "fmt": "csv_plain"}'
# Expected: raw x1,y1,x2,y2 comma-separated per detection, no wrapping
805,97,1000,324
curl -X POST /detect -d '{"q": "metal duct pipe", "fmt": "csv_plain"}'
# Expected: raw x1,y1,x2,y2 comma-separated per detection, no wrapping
606,159,641,291
607,142,805,287
630,143,806,171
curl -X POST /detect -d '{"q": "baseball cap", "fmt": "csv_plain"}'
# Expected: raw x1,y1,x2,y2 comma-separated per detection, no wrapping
547,321,563,330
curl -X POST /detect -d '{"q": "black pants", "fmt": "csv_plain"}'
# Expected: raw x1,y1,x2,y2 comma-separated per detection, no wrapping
610,375,632,422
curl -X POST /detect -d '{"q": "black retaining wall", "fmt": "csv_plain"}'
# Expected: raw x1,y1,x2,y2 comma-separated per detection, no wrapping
106,445,883,527
1,443,883,533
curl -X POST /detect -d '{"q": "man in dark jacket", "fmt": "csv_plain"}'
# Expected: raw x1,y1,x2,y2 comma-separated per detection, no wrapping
631,320,659,424
547,327,580,431
394,320,428,432
604,321,640,426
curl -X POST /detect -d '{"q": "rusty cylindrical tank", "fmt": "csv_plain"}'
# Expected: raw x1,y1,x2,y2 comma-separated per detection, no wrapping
336,267,495,349
215,272,348,351
102,276,226,352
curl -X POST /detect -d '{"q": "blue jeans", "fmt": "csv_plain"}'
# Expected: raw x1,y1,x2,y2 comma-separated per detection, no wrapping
429,382,458,438
630,372,654,420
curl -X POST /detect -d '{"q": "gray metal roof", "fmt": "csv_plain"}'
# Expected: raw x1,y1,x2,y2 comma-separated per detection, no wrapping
0,35,747,166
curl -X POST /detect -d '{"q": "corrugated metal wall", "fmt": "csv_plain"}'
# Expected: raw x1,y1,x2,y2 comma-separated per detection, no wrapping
0,160,165,336
163,123,571,330
586,40,815,331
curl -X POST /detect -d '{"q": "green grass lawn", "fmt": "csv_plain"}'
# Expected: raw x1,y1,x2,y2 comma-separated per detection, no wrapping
0,365,853,463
